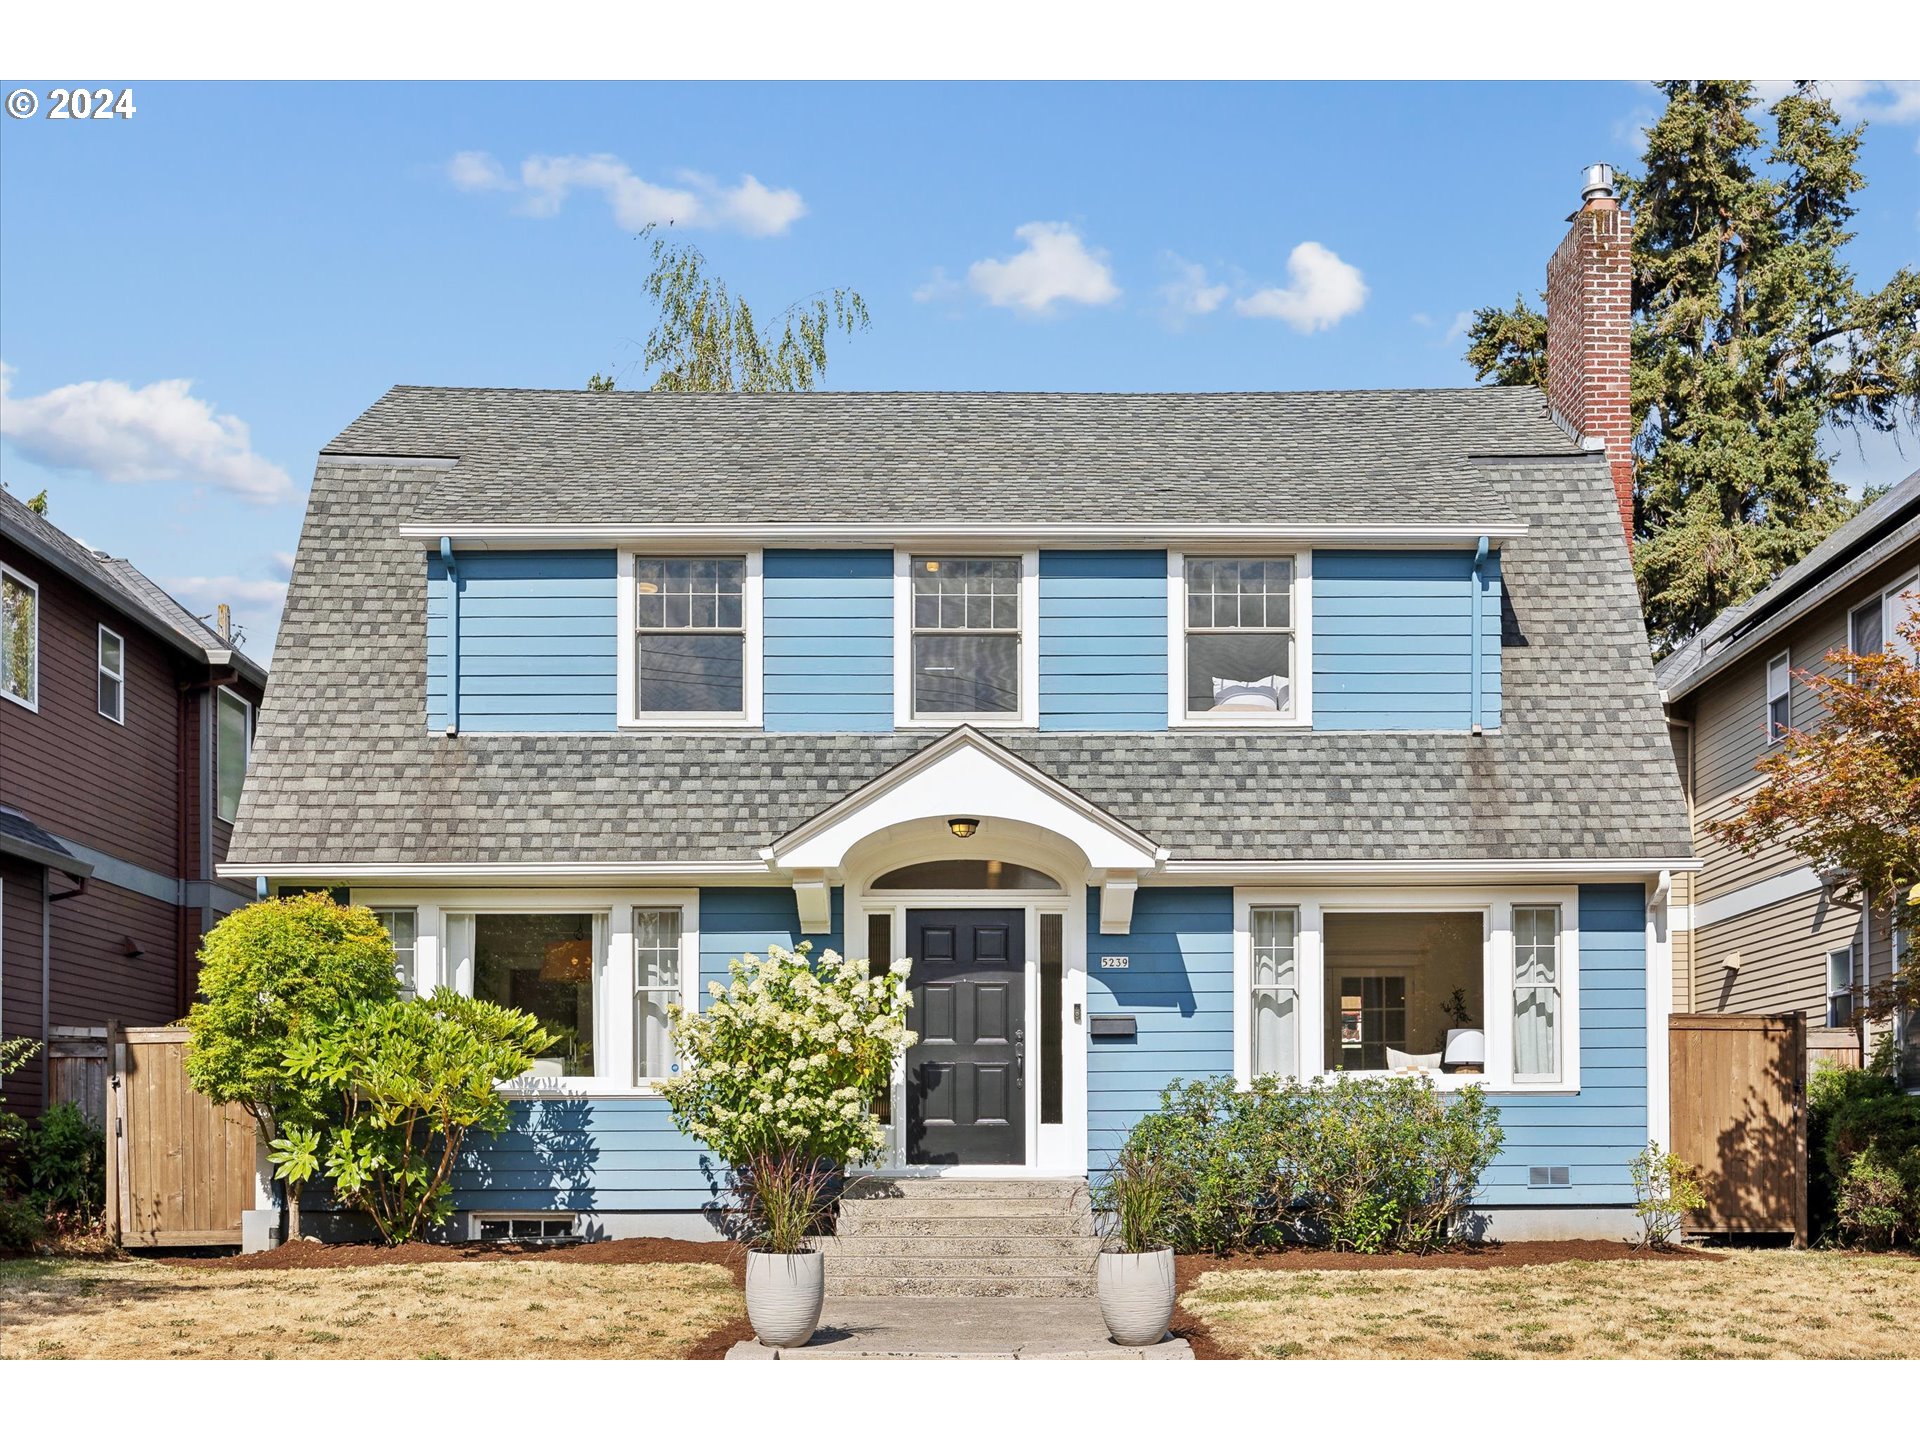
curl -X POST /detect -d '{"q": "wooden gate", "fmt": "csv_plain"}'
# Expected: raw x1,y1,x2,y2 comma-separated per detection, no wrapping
105,1025,257,1247
1668,1013,1806,1244
48,1026,108,1129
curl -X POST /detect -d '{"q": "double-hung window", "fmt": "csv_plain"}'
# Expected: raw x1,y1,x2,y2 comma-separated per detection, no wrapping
1248,906,1299,1077
371,906,419,998
633,906,683,1084
632,557,747,718
909,556,1023,718
1851,574,1918,666
97,626,125,724
1765,652,1791,743
1513,906,1562,1080
1,565,38,711
216,688,251,822
1181,557,1296,720
1827,946,1856,1029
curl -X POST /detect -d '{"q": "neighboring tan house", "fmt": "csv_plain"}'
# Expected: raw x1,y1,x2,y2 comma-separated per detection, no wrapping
224,164,1695,1255
0,487,268,1119
1658,471,1920,1083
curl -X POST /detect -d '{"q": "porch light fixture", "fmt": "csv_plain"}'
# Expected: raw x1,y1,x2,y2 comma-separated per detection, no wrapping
947,817,980,839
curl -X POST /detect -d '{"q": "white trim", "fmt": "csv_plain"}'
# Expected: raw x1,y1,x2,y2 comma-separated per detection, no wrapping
219,860,769,881
215,686,252,823
1166,549,1314,728
892,549,1039,729
1685,864,1825,932
1231,884,1584,1095
616,549,764,728
1646,873,1672,1149
1,563,41,713
96,623,125,725
1765,648,1792,743
401,522,1528,548
1161,857,1697,881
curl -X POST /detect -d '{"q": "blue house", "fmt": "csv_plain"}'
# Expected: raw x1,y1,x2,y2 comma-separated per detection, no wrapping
227,170,1691,1248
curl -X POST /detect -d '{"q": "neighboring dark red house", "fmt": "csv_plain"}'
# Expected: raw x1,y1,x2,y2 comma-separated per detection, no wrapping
1,487,267,1118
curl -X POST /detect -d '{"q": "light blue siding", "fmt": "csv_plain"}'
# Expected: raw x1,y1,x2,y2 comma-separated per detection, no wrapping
699,885,844,990
1039,551,1169,731
1478,883,1648,1207
427,550,617,732
1085,887,1236,1173
1313,549,1502,731
763,550,894,732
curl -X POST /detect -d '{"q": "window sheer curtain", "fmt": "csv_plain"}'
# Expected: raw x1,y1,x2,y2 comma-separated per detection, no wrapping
1513,907,1560,1079
1251,907,1299,1076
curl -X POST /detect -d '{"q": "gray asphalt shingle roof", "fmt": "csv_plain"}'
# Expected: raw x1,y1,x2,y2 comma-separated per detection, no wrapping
325,386,1584,529
230,387,1690,869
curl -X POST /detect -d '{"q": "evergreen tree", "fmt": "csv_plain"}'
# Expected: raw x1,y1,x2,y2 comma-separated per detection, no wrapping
1467,82,1920,653
590,224,869,393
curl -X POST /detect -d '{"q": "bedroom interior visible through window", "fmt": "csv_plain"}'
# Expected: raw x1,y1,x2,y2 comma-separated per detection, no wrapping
1183,557,1294,719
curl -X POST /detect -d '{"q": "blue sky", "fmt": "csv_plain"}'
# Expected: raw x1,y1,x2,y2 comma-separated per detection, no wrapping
3,79,1917,659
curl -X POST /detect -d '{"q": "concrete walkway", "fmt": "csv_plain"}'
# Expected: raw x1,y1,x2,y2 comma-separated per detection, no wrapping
726,1297,1193,1360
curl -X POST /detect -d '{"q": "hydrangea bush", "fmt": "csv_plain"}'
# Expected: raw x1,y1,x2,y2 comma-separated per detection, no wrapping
659,943,914,1250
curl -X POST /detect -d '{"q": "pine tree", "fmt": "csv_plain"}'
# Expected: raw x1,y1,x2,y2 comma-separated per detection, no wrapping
1466,82,1920,653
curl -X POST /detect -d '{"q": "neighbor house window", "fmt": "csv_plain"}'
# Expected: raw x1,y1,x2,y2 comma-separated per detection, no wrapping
215,688,251,822
1850,575,1918,666
97,626,125,724
1323,912,1482,1074
1249,906,1299,1077
1513,906,1562,1081
908,556,1023,717
633,907,683,1084
1,566,38,711
633,557,747,716
1826,946,1856,1029
467,913,600,1078
372,907,418,997
1182,558,1294,719
1766,652,1791,742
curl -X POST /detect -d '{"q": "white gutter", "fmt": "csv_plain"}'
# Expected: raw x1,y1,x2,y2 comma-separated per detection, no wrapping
395,521,1529,548
1155,857,1700,882
218,860,771,882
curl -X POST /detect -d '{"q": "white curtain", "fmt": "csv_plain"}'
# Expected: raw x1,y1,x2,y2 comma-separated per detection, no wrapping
1513,907,1559,1078
1250,907,1298,1077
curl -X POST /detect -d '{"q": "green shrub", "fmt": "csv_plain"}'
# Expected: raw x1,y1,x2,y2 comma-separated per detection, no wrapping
1808,1050,1920,1248
1836,1153,1917,1248
0,1194,42,1252
1109,1074,1505,1255
1629,1140,1705,1248
28,1103,105,1225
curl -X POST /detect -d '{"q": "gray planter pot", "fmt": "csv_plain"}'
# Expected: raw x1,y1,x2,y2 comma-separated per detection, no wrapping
745,1248,825,1349
1097,1247,1176,1346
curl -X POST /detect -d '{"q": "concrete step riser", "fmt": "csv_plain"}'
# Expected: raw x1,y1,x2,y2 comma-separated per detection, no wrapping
837,1215,1090,1238
819,1236,1105,1259
842,1179,1089,1201
840,1197,1091,1221
826,1277,1096,1299
822,1257,1096,1280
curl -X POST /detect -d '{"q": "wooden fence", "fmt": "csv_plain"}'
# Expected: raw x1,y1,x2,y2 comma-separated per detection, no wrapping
105,1024,257,1247
48,1026,108,1129
1668,1013,1806,1244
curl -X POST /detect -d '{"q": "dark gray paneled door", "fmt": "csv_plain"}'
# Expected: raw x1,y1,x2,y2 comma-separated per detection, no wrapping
905,909,1026,1165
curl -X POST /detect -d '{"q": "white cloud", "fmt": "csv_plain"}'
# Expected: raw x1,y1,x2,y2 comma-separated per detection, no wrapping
1442,310,1474,344
1157,254,1229,320
451,150,806,237
0,364,296,505
1752,80,1920,124
1235,242,1368,334
967,222,1120,313
912,266,962,305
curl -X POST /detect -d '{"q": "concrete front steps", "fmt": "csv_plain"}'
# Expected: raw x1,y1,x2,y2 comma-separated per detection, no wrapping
817,1177,1099,1298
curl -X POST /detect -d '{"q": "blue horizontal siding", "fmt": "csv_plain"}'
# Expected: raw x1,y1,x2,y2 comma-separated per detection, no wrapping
428,550,617,732
1313,549,1502,731
762,550,894,732
1039,550,1168,731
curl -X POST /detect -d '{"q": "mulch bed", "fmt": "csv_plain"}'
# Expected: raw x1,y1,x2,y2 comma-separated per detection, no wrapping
164,1235,746,1280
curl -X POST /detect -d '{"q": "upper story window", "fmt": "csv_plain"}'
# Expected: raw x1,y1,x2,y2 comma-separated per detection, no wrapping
1766,651,1791,743
903,555,1032,723
2,564,39,711
1850,573,1917,663
216,687,251,822
620,554,761,726
1826,945,1856,1029
97,625,125,724
1174,555,1303,724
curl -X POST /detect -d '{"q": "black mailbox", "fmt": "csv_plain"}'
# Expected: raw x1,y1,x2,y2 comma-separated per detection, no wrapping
1089,1014,1137,1040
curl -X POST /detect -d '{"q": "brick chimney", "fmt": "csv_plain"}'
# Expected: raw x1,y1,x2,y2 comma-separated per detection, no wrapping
1546,162,1635,546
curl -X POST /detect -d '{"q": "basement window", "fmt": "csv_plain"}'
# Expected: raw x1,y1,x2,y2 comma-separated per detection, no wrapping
475,1214,578,1243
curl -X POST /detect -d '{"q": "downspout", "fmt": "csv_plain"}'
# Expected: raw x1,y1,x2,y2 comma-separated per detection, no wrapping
1470,535,1489,736
440,537,460,736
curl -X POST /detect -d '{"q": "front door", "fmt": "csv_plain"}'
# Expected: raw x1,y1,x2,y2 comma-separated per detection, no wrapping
905,909,1026,1165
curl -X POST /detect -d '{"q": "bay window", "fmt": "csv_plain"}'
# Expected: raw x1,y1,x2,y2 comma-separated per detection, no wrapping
908,555,1023,718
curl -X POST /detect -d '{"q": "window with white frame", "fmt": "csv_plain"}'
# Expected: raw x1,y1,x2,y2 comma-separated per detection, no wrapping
1181,557,1295,719
1323,911,1483,1074
909,556,1023,717
1766,652,1792,743
216,688,250,822
2,565,39,711
1513,906,1561,1080
96,625,125,723
371,906,418,997
1826,945,1856,1029
633,557,747,716
633,906,683,1083
1249,906,1299,1076
1850,574,1918,664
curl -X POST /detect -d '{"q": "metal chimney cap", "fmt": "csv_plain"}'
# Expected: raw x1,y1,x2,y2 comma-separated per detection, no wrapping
1581,162,1616,202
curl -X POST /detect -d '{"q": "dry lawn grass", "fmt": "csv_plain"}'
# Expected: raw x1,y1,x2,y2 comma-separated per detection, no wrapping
1183,1250,1918,1360
0,1256,743,1360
